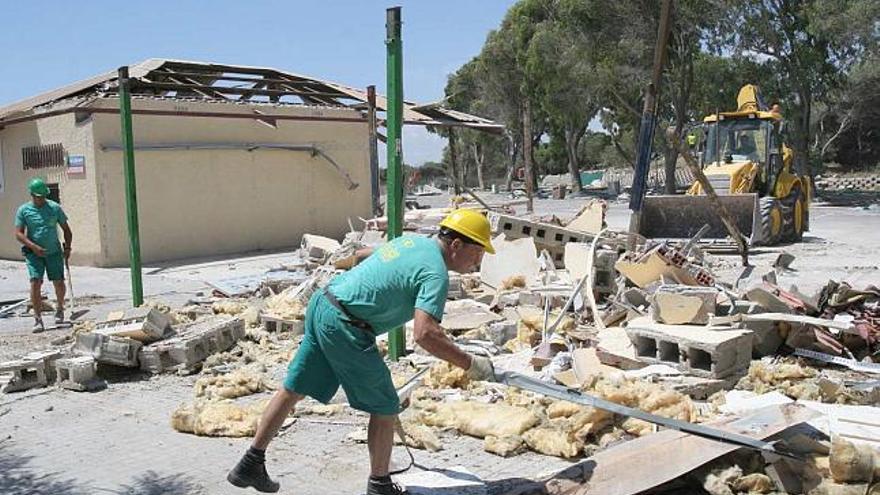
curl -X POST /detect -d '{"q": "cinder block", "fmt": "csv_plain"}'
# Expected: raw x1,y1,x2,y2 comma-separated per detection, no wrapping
0,359,48,393
22,349,64,383
488,212,596,267
94,307,171,342
261,314,304,334
650,285,719,325
74,333,142,367
138,316,244,373
625,316,753,379
55,356,105,391
593,249,619,296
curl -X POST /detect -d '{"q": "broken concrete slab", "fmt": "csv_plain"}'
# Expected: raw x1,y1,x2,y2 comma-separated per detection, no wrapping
650,285,719,325
564,243,618,298
74,333,142,367
479,233,540,289
301,233,341,260
485,320,518,346
94,307,171,342
718,390,794,415
566,200,605,235
625,316,753,379
595,326,643,371
488,212,608,267
441,300,503,332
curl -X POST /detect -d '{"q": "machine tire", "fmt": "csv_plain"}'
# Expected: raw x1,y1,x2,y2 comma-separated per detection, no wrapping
781,185,806,242
758,197,784,246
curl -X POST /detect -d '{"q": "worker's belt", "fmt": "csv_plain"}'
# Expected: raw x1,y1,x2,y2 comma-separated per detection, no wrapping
322,289,375,335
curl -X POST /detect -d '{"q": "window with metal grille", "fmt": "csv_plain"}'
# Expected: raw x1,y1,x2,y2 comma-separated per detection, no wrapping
22,144,66,170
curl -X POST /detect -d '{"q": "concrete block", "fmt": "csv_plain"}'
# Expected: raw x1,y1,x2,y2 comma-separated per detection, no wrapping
302,233,341,260
94,307,171,342
22,349,64,383
138,316,244,373
650,285,719,325
0,359,48,392
486,320,518,346
74,333,142,367
625,316,753,379
55,356,105,391
261,314,305,334
488,212,596,267
564,244,619,297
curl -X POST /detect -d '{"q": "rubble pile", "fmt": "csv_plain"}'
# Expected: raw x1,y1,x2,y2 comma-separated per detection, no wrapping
3,195,880,493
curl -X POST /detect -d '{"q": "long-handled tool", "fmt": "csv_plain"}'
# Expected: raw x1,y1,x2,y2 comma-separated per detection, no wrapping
65,258,75,315
496,370,798,459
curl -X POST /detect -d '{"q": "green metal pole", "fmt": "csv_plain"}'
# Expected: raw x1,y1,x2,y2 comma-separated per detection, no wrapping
386,6,405,361
117,67,144,307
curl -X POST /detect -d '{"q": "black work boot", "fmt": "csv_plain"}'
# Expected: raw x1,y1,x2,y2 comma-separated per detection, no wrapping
227,447,280,493
366,475,408,495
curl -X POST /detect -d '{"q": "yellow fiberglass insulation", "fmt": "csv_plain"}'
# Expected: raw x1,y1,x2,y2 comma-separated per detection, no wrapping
423,361,471,389
194,369,267,400
400,420,442,452
420,400,540,439
547,400,585,419
829,437,880,483
500,275,527,290
264,292,306,320
484,435,525,457
523,423,584,458
171,399,268,437
212,300,249,316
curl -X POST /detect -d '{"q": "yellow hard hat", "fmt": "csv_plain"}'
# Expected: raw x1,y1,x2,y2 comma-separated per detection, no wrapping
439,209,495,254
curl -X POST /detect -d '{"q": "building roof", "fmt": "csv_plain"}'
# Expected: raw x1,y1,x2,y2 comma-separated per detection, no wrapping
0,58,502,132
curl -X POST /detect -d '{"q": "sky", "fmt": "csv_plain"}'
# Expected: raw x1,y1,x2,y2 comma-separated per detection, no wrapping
0,0,516,166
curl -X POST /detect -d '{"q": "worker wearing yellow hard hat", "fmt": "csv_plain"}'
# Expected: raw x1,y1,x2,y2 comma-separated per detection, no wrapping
229,209,495,495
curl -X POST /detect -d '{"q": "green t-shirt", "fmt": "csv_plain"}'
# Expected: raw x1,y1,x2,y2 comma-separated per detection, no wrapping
15,200,67,255
329,235,448,333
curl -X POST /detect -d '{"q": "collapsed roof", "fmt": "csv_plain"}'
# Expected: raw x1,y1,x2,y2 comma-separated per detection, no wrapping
0,58,502,132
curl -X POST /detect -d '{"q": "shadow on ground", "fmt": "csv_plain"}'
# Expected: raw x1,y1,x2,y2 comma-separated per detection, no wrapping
0,442,87,495
116,470,206,495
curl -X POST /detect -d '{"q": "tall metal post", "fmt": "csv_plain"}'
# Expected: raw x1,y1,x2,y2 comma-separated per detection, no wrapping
628,0,673,241
385,6,406,360
118,67,144,307
367,85,381,217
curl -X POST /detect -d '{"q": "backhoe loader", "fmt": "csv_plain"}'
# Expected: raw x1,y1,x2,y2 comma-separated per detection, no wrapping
639,85,811,246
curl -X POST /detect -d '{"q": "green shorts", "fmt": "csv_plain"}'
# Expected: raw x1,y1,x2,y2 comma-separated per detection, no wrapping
283,291,399,416
25,252,65,282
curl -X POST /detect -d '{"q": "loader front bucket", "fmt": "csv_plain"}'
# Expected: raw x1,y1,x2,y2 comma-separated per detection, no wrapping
637,193,762,244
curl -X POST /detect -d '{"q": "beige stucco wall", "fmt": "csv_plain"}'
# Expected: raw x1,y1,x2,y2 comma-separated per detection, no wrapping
90,98,371,266
0,112,104,265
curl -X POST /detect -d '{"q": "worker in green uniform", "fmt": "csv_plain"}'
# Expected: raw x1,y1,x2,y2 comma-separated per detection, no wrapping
14,178,72,333
228,209,497,495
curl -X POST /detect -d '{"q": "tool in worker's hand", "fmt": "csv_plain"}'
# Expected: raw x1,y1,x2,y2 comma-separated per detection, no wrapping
65,258,75,315
390,365,432,475
495,370,798,459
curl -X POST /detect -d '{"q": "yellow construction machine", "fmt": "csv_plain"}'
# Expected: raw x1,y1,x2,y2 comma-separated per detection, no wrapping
639,85,811,246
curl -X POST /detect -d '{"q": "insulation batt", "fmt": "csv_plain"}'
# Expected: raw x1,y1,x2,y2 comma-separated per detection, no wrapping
400,420,442,452
194,369,266,400
732,473,775,493
484,435,525,457
423,361,471,389
420,401,540,438
212,300,249,316
171,399,268,437
523,424,584,458
501,275,527,290
830,437,880,483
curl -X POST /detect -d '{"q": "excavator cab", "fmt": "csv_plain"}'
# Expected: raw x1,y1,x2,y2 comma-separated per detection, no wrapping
638,85,810,246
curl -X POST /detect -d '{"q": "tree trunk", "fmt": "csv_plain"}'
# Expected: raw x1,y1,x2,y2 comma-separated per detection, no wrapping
505,133,519,191
523,100,535,212
663,122,683,194
472,143,486,190
565,126,583,193
448,129,461,194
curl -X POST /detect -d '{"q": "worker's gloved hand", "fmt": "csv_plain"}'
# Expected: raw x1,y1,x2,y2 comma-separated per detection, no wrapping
467,355,496,382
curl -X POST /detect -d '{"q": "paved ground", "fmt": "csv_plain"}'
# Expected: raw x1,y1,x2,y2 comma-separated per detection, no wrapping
2,193,879,495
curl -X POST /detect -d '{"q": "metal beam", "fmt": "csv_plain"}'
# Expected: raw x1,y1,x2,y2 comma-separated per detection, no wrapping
129,80,348,99
386,6,405,361
117,67,144,307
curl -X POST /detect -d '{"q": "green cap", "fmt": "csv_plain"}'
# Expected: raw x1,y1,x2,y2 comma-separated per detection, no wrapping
28,178,49,197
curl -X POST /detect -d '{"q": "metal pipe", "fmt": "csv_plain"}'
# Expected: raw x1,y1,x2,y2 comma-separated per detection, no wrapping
386,6,406,361
117,67,144,307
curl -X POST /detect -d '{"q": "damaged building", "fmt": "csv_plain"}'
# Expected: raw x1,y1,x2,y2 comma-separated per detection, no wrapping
0,58,499,266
